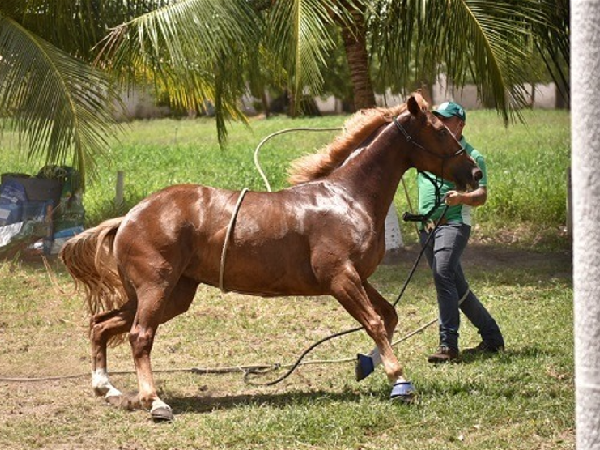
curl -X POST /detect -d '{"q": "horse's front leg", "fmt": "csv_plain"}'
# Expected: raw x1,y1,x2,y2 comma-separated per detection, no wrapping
329,266,414,402
356,281,398,381
355,282,398,381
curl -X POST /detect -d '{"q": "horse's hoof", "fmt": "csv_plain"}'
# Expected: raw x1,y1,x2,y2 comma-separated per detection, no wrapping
151,406,174,422
390,380,416,403
104,394,123,408
355,353,375,381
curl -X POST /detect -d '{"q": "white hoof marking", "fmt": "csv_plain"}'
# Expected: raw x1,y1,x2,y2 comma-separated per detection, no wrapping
151,399,172,413
92,369,121,397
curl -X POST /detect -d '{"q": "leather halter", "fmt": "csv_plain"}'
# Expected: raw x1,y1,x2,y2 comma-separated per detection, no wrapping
393,116,465,159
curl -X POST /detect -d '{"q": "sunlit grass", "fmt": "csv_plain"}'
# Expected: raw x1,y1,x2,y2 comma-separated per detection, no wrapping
0,244,573,450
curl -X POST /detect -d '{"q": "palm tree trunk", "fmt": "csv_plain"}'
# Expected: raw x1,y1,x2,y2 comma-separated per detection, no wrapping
341,5,376,110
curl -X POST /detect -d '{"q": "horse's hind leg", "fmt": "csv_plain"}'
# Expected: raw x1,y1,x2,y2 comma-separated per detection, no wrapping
90,303,136,403
129,275,198,421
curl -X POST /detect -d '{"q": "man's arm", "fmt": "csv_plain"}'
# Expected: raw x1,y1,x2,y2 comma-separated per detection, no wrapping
444,186,487,207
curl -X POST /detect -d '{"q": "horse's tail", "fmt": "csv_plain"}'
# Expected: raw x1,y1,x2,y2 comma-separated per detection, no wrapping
60,217,128,318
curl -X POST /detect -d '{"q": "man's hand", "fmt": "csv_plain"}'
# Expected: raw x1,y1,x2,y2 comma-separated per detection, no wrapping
443,190,463,206
444,187,487,207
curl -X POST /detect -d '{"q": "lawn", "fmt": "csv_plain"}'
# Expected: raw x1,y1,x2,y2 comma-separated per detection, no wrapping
0,110,573,449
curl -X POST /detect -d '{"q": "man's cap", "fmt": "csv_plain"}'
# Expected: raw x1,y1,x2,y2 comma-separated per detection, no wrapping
433,101,466,122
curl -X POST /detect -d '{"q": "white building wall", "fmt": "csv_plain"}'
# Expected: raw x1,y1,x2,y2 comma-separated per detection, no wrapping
117,78,560,120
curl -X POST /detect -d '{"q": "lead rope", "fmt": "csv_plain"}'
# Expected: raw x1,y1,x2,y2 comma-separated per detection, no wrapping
219,188,249,293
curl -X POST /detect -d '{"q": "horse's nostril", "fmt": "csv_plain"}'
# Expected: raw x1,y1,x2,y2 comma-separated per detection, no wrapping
473,168,483,181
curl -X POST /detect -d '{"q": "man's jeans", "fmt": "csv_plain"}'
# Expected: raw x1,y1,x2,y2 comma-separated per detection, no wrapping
420,223,503,351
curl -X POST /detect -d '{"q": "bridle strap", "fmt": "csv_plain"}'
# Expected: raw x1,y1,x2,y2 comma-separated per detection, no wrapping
393,116,465,160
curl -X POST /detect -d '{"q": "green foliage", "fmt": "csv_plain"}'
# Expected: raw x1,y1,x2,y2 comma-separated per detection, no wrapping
477,110,570,224
0,12,118,185
1,0,570,189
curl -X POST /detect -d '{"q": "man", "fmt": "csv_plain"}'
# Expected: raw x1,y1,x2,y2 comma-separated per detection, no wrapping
420,101,504,362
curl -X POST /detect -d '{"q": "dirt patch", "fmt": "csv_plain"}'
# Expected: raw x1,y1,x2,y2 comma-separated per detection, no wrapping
396,240,569,268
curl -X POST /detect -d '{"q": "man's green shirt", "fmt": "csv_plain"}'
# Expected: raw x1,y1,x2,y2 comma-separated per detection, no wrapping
417,135,487,227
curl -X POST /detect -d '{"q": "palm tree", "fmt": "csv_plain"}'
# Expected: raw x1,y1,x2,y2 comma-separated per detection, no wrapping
0,0,569,186
0,1,122,185
96,0,572,126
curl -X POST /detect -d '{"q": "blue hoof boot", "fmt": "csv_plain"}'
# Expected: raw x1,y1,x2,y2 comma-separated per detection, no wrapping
390,381,415,403
355,354,375,381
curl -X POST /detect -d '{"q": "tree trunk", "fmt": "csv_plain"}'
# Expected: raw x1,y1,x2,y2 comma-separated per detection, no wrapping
341,5,376,110
261,90,270,118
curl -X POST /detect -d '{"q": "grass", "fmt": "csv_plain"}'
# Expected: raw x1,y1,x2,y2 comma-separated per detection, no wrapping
0,245,573,449
0,110,573,449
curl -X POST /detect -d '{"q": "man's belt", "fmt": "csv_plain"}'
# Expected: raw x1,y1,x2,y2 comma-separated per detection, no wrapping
424,217,448,232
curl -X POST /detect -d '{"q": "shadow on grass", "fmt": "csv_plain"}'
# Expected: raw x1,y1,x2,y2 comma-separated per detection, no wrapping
422,345,572,400
458,344,561,365
167,389,364,414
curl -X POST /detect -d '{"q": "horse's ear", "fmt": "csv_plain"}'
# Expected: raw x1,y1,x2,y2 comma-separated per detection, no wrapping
407,95,421,116
411,90,429,110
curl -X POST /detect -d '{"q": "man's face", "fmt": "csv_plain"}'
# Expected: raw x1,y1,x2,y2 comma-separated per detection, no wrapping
439,115,464,139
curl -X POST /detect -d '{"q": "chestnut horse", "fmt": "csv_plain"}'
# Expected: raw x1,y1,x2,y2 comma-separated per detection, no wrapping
61,94,482,421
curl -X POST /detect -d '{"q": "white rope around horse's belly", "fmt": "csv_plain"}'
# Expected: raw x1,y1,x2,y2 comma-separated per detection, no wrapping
219,188,249,293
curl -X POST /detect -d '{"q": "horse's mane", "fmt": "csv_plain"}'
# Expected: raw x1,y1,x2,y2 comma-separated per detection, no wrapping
287,103,409,185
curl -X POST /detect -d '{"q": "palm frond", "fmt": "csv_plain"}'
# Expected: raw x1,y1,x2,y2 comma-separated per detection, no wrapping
98,0,261,145
531,0,569,104
266,0,352,104
0,12,117,186
373,0,557,122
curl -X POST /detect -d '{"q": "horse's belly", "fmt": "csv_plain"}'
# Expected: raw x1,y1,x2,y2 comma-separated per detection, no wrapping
186,239,323,296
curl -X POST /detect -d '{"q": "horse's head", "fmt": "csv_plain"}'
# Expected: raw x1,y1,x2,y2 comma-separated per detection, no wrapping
398,95,482,191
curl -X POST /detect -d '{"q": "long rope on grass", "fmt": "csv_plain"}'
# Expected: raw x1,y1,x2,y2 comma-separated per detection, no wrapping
0,317,436,383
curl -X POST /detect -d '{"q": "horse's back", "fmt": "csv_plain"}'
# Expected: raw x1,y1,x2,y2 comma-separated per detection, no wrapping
112,182,382,296
111,184,318,294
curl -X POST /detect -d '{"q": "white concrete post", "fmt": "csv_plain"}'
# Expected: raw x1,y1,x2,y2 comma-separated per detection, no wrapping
573,2,600,449
382,205,403,265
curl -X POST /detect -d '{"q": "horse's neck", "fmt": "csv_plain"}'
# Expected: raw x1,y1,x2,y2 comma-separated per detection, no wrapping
334,124,411,221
